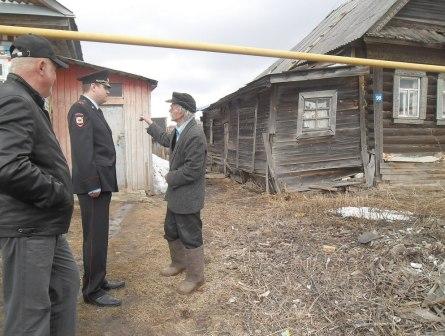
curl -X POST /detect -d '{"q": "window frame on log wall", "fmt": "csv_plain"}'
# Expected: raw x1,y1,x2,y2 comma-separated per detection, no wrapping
393,70,428,125
437,74,445,126
297,90,337,139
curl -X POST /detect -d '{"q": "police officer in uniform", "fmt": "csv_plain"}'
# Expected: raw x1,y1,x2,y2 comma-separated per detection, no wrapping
68,70,124,307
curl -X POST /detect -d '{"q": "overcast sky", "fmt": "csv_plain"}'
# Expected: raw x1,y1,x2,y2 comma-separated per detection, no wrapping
61,0,345,121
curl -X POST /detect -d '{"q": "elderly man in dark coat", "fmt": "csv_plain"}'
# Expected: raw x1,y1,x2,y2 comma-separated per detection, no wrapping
140,92,207,294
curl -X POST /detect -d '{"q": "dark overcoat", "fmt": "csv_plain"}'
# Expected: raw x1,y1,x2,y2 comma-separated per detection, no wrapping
147,119,207,214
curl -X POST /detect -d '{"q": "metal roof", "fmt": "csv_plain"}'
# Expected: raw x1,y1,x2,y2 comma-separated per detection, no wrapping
0,0,83,60
0,0,74,17
204,65,365,111
256,0,399,79
61,57,158,89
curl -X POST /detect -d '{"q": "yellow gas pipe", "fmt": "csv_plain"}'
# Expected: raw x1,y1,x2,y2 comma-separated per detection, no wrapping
0,25,444,73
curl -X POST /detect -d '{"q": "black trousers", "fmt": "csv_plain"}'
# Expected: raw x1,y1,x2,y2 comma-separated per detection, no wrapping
78,192,112,300
164,208,203,249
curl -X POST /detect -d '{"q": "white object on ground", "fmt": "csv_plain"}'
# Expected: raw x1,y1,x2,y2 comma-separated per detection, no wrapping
383,153,443,163
152,154,169,194
410,262,423,269
334,207,412,221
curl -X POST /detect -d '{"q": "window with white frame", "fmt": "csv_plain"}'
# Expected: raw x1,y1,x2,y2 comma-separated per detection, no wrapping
437,74,445,125
297,90,337,138
393,70,428,124
399,77,420,117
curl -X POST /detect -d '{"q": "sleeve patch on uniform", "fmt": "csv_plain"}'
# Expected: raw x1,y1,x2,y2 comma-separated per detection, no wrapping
75,113,85,127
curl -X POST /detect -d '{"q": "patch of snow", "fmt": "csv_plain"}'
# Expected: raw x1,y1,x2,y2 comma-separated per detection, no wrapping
410,262,422,269
152,154,169,194
383,153,443,163
334,207,412,221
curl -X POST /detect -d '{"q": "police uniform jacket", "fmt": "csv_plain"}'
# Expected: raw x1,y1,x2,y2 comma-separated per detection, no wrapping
147,118,207,214
68,95,118,194
0,73,74,237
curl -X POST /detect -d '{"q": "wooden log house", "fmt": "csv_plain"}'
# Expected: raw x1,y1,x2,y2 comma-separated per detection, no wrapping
202,0,445,192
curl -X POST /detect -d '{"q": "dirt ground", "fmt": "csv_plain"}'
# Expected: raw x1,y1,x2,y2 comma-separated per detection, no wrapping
1,178,445,335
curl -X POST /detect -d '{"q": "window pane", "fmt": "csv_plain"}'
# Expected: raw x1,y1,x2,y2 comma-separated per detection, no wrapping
109,83,123,97
303,120,315,129
299,92,336,136
399,92,406,115
400,77,418,89
304,99,317,110
409,91,419,117
304,111,316,119
317,98,330,109
317,109,329,118
317,119,330,129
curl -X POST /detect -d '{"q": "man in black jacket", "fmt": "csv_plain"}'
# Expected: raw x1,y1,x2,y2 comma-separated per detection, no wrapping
140,92,207,294
68,70,124,307
0,34,79,336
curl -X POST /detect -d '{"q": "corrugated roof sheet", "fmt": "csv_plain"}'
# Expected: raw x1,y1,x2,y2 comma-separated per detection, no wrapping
0,0,74,17
0,3,64,17
256,0,399,79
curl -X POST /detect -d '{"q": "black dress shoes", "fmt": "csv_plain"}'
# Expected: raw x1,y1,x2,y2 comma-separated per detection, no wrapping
102,280,125,290
85,293,122,307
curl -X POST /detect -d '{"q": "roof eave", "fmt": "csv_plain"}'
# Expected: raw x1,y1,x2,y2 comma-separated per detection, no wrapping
60,57,158,88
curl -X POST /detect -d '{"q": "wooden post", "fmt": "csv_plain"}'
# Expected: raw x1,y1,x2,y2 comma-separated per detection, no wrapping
268,86,278,135
264,85,281,193
251,96,259,172
236,103,240,169
373,67,384,181
359,75,373,187
263,133,281,194
223,122,229,176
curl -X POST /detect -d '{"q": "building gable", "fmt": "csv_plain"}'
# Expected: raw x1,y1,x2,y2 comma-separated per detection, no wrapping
0,0,83,59
367,0,445,46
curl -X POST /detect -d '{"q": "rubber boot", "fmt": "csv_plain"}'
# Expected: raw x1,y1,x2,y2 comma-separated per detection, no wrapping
160,240,186,276
177,245,205,294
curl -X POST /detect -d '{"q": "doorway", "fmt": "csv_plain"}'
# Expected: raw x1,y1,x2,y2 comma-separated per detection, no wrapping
101,105,127,189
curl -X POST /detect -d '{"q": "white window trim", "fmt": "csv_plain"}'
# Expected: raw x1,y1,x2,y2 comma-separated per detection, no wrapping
398,76,420,118
437,74,445,125
297,90,337,139
393,70,428,124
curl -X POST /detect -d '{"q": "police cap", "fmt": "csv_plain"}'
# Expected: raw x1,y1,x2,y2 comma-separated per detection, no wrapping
77,70,111,88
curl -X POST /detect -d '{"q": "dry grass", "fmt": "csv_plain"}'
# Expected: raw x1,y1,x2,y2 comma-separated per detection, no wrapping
2,179,444,336
203,180,445,335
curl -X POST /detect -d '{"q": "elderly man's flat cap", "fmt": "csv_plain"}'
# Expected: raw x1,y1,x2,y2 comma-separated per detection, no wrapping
166,92,196,113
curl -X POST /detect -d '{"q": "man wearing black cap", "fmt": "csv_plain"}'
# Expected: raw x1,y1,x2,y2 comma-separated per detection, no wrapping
0,34,79,335
140,92,207,294
68,70,124,307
